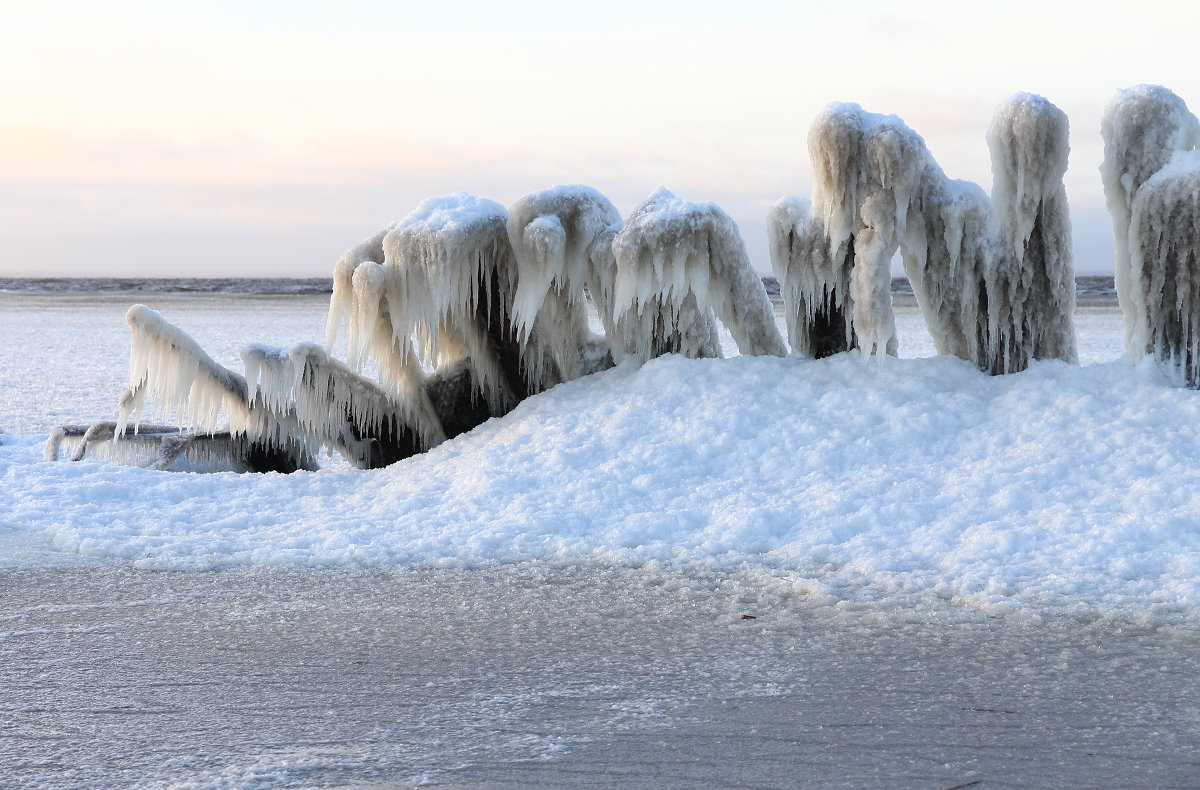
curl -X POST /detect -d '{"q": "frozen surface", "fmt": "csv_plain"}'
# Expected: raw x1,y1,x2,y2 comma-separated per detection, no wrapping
0,289,1193,787
2,564,1197,789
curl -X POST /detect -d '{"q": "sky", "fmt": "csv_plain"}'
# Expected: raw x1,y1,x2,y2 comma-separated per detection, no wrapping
3,0,1200,278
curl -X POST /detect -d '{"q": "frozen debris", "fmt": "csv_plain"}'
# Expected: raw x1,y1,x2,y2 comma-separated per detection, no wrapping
607,187,787,361
767,197,856,358
44,423,259,472
1102,85,1200,384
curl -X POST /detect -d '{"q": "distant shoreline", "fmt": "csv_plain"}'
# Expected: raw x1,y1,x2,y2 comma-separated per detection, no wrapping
0,275,1119,300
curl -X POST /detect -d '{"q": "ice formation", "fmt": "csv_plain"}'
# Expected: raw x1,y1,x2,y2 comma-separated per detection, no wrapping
1101,85,1200,385
605,187,786,361
243,342,442,468
766,197,856,358
779,96,1076,373
117,305,316,472
983,93,1077,373
507,185,622,375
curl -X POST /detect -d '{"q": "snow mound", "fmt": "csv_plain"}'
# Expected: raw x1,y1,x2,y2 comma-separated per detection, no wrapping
6,354,1199,626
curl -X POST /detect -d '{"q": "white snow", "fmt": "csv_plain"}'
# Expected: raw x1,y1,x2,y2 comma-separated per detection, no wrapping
1,291,1197,628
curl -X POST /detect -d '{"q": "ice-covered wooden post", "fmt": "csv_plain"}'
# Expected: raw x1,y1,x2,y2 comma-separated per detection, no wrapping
1102,85,1200,385
982,93,1077,374
767,198,857,358
603,187,786,361
507,185,622,377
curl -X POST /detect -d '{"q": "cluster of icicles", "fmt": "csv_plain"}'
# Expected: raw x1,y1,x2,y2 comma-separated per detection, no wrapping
92,85,1200,472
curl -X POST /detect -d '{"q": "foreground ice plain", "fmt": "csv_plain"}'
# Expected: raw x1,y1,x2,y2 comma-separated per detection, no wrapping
2,292,1198,787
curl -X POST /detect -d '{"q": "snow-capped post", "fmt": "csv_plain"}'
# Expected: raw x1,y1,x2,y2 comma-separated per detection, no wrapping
606,187,787,362
982,93,1077,374
767,197,857,358
1101,85,1200,385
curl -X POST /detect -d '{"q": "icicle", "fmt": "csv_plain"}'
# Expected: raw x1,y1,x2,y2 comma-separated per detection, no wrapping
378,192,521,414
117,305,313,471
769,197,849,357
326,223,396,350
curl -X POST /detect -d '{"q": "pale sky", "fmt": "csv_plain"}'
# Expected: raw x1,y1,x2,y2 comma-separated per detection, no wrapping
3,0,1199,277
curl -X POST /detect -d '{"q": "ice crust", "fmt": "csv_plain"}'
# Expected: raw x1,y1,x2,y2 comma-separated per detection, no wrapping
779,96,1076,373
1102,85,1200,385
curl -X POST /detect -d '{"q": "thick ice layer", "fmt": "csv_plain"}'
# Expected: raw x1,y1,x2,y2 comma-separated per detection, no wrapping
243,342,444,463
325,223,394,351
806,104,936,359
767,197,856,358
609,187,786,361
796,96,1075,373
5,354,1199,625
899,177,992,362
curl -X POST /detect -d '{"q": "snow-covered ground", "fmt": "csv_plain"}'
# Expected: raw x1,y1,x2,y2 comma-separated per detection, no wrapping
1,291,1197,788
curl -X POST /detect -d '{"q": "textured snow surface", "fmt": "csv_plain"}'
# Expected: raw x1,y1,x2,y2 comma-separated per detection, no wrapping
1,292,1197,627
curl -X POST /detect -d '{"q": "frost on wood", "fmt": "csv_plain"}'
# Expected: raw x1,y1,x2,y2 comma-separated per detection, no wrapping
1102,85,1200,384
507,185,620,379
607,187,786,361
784,96,1075,373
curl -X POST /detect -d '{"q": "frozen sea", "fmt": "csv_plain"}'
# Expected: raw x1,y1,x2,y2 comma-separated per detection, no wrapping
1,280,1198,789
